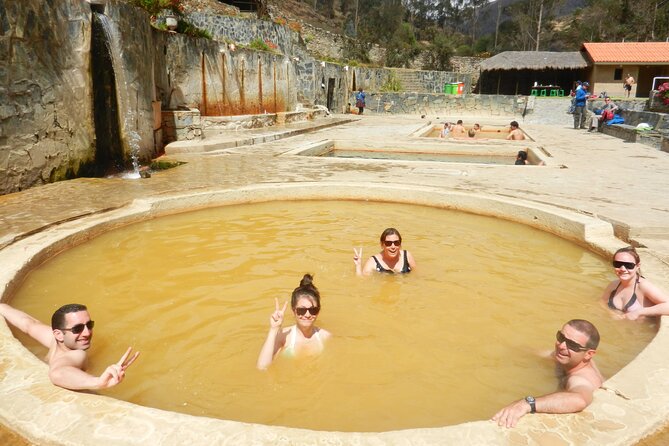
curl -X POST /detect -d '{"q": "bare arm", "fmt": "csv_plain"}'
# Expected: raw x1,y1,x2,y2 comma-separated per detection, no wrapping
626,280,669,319
492,376,596,428
257,299,288,370
49,347,139,390
0,303,53,348
360,257,377,276
406,251,417,271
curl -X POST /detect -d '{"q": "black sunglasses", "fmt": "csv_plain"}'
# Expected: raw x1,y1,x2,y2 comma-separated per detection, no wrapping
61,320,95,334
295,307,320,316
556,331,588,352
612,260,636,270
383,240,401,247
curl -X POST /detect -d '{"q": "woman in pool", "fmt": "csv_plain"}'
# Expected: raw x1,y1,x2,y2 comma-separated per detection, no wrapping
601,246,669,320
353,228,416,276
257,274,330,369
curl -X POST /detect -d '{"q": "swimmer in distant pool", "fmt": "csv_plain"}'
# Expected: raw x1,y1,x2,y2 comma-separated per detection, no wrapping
257,274,331,370
506,121,526,140
601,246,669,320
353,228,416,276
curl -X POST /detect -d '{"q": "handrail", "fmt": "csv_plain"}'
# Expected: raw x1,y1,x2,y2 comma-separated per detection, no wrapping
652,76,669,90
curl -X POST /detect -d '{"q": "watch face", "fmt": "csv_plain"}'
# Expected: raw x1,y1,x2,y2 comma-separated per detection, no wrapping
526,396,535,403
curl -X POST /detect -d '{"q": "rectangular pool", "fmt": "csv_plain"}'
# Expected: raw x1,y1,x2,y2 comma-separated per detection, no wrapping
321,149,516,165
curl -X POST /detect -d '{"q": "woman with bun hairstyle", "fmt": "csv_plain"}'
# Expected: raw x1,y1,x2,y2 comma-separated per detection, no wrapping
601,246,669,320
257,274,331,369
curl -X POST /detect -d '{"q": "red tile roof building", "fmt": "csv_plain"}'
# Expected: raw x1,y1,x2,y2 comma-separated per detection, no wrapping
581,42,669,97
582,42,669,64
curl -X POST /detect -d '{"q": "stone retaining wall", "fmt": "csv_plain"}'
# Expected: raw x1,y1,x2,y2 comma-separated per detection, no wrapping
0,0,95,194
347,92,530,116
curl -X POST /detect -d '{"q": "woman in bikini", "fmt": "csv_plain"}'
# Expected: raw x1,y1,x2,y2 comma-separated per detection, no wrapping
257,274,331,370
353,228,416,276
601,246,669,320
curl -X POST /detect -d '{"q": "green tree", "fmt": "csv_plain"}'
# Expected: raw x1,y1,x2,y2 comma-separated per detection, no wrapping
385,22,422,67
422,31,456,70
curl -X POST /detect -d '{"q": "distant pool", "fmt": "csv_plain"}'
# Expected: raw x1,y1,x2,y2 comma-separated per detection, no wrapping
322,149,516,165
419,124,532,141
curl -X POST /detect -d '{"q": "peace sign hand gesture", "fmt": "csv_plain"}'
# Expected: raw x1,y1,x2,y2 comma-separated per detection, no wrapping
270,298,288,329
97,347,140,389
353,247,363,268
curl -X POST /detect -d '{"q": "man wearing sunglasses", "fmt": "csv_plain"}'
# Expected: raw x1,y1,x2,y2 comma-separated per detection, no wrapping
492,319,603,428
0,302,139,390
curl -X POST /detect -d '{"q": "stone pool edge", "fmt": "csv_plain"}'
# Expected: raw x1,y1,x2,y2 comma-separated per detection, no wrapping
1,182,668,445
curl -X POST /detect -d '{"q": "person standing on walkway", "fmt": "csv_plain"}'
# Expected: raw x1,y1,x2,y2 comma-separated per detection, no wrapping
624,74,635,98
355,88,366,115
573,82,589,129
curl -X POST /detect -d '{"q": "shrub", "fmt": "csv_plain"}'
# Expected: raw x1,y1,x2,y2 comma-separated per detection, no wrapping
176,20,212,39
380,72,402,92
129,0,185,16
248,37,272,52
656,82,669,105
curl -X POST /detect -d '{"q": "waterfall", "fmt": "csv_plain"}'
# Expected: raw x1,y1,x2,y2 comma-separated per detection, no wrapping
92,12,141,178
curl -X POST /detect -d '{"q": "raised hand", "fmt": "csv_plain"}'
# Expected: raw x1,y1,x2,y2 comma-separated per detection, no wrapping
270,298,288,329
353,247,363,268
98,347,140,389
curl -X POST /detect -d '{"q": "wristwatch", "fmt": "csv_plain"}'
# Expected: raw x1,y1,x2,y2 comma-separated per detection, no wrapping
525,396,536,414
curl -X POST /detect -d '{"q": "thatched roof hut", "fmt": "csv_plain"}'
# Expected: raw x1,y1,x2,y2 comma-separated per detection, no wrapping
478,51,590,95
480,52,588,71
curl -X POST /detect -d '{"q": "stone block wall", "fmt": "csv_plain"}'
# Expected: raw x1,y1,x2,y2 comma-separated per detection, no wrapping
0,0,95,194
347,92,529,117
186,12,303,59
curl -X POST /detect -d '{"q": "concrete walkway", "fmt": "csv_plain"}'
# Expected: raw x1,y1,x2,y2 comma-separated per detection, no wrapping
3,113,668,255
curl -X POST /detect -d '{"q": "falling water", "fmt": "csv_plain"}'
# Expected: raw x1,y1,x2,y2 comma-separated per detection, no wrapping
93,12,142,179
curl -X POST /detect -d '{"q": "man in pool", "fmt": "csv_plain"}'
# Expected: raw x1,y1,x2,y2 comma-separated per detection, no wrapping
0,302,139,390
492,319,603,428
506,121,526,140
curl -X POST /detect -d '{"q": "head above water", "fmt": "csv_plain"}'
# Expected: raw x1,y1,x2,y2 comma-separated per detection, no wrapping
379,228,402,245
291,274,321,310
565,319,600,350
457,119,463,125
510,121,519,129
51,303,88,330
468,129,476,137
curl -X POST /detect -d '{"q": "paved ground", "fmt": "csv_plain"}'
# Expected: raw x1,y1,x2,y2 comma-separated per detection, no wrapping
2,112,668,255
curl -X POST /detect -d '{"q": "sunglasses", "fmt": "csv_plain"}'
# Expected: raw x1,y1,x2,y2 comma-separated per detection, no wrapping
295,307,320,316
61,320,95,334
383,240,401,247
612,260,636,270
556,330,588,352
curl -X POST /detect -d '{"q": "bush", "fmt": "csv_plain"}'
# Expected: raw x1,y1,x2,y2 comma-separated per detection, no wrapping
248,37,278,53
129,0,184,16
176,20,212,39
380,72,402,92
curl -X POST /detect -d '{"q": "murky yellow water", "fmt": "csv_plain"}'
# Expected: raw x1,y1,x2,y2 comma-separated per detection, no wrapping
9,201,656,432
425,125,516,139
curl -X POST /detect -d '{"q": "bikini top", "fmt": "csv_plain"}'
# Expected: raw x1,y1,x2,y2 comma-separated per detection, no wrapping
608,276,642,313
372,250,411,274
282,325,324,357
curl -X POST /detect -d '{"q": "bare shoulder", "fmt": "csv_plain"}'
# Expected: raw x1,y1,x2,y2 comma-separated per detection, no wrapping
49,348,87,370
568,364,603,390
318,327,332,340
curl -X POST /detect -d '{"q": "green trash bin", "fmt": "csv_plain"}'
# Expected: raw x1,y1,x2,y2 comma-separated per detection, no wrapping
447,83,458,95
443,83,449,93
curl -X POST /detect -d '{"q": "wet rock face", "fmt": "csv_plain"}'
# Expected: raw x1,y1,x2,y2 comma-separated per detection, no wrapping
0,0,95,194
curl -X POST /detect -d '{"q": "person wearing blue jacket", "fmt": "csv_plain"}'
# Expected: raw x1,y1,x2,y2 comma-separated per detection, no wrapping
573,82,589,129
